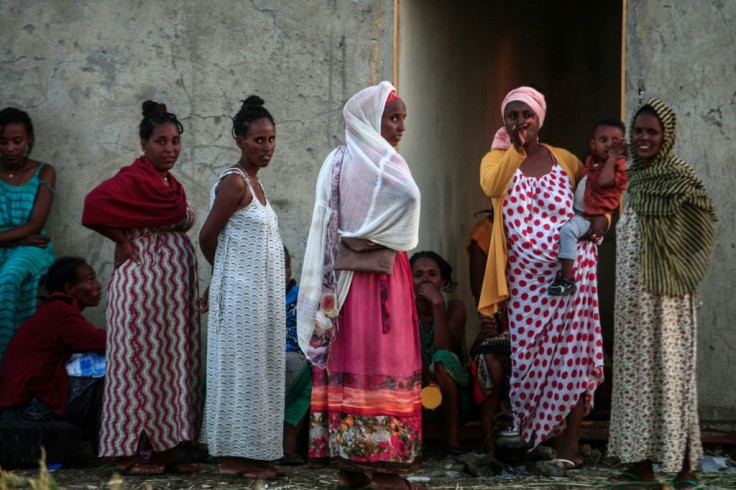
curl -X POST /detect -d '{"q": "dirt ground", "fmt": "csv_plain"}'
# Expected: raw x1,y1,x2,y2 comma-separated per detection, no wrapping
5,444,736,490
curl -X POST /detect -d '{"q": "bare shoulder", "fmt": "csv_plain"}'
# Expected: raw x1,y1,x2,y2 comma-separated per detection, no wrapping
216,170,247,193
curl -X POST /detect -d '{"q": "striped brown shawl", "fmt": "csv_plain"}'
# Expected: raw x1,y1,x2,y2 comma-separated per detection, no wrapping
627,99,717,296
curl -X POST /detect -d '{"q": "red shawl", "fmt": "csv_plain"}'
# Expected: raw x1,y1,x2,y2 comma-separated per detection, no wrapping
82,156,187,229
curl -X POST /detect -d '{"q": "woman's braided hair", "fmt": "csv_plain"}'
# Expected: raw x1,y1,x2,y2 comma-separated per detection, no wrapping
139,100,183,140
232,95,275,138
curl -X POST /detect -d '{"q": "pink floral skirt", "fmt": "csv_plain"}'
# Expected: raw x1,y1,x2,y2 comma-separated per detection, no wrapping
308,252,422,473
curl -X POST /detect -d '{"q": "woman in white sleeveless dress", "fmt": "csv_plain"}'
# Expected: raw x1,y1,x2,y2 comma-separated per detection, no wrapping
199,96,285,479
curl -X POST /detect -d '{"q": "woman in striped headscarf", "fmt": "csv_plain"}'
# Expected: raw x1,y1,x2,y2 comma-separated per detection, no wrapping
607,99,716,489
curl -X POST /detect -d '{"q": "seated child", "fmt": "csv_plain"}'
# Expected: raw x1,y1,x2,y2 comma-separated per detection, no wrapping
0,256,106,448
282,247,311,465
411,251,468,455
549,118,628,295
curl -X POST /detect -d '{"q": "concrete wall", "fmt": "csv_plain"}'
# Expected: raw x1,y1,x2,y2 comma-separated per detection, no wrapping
0,0,395,326
625,0,736,426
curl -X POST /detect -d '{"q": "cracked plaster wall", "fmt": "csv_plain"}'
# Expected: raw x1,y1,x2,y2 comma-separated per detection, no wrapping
626,0,736,423
0,1,393,329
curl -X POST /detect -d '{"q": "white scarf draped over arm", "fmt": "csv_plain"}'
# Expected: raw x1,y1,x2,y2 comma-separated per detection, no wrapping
297,81,420,362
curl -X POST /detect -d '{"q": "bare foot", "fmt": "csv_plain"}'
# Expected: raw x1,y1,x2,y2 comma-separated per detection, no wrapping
219,457,277,478
370,473,415,489
338,469,370,489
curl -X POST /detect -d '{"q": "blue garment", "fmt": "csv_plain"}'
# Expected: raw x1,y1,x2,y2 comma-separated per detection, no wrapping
285,279,300,352
558,211,591,261
0,163,54,363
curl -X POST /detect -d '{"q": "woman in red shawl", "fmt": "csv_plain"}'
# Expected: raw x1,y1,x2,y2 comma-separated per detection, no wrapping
82,101,201,474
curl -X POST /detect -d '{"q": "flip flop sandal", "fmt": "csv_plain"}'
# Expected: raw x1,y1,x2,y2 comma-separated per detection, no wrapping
669,480,704,490
604,472,660,487
553,458,583,469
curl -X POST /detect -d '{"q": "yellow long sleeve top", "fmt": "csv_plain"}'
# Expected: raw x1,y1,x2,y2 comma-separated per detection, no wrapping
477,144,583,316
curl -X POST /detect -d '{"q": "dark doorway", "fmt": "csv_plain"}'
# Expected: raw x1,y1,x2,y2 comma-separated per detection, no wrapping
398,0,623,416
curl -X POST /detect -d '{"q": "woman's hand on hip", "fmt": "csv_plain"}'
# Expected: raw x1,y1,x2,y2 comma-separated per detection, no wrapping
114,240,141,268
198,285,210,313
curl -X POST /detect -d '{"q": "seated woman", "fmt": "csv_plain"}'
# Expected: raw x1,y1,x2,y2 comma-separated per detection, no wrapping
0,107,56,365
467,213,511,456
410,251,468,455
282,246,311,465
0,257,105,449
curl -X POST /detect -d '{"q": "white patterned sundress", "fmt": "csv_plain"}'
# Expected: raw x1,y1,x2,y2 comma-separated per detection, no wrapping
503,162,604,448
608,201,702,472
203,168,286,460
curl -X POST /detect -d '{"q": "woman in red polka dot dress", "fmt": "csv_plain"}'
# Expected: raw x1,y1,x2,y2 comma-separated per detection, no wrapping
477,87,609,467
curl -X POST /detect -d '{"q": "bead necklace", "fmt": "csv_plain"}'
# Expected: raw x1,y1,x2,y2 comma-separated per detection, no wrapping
1,158,30,182
237,162,264,194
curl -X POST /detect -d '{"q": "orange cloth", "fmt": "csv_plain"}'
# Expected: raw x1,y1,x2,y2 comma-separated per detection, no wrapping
466,217,492,256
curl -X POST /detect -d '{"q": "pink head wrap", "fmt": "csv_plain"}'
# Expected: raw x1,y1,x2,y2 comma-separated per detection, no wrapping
491,86,547,150
385,90,400,105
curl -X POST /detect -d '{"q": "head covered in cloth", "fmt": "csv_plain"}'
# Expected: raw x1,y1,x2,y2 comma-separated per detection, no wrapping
629,98,677,169
491,86,547,150
296,81,420,364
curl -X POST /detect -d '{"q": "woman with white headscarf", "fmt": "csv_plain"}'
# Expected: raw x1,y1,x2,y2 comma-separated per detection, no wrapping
478,87,608,468
298,82,421,489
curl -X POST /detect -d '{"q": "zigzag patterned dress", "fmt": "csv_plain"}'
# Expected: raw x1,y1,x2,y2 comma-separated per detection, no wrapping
98,203,201,457
202,168,285,460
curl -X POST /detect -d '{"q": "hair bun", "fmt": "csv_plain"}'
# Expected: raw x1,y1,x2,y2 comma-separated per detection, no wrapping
141,100,168,118
241,95,264,109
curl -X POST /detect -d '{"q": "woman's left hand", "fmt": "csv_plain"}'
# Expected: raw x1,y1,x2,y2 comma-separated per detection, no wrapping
583,215,608,241
198,286,210,313
17,234,50,248
415,283,444,307
113,240,141,268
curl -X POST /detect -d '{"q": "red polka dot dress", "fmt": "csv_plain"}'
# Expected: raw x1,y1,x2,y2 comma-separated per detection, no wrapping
503,163,604,449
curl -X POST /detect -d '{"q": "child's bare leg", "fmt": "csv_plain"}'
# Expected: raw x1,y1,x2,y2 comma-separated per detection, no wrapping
560,258,574,281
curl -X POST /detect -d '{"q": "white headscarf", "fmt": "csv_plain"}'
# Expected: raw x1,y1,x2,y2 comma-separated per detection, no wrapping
297,81,420,362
